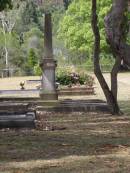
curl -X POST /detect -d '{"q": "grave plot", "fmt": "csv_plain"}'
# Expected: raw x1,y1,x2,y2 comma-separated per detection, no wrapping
0,102,35,128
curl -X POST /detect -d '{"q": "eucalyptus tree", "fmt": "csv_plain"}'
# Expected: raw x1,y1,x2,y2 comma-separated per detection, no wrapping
0,1,25,71
91,0,121,114
92,0,130,114
105,0,130,99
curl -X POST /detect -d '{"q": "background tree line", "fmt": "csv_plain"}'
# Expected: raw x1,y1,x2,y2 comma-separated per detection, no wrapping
0,0,130,77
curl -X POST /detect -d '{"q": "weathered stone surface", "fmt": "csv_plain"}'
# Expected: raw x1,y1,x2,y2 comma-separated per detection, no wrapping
39,91,58,100
40,13,58,100
36,100,109,113
0,102,35,128
0,102,29,114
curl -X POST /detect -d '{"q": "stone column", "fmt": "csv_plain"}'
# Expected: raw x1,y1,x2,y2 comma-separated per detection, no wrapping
40,13,58,100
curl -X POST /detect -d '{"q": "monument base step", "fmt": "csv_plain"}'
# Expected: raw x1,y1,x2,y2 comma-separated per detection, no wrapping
36,100,109,113
39,90,58,100
58,91,95,96
36,100,60,107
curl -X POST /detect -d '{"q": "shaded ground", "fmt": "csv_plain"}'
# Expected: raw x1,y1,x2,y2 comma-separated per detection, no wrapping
0,73,130,172
0,111,130,173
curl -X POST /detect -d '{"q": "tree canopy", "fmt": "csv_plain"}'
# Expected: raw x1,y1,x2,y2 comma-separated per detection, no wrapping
58,0,113,57
0,0,12,11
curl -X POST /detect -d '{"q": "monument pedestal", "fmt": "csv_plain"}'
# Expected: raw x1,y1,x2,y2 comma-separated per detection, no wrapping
39,58,58,100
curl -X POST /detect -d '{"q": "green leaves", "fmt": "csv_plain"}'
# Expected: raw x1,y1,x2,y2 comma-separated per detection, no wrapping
27,48,38,67
58,0,112,57
0,0,12,11
37,0,64,13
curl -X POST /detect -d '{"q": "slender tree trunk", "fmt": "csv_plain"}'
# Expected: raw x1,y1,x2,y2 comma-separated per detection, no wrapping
91,0,121,115
1,18,9,69
111,57,121,100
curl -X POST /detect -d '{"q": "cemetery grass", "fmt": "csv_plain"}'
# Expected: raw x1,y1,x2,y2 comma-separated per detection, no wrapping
0,108,130,173
0,73,130,172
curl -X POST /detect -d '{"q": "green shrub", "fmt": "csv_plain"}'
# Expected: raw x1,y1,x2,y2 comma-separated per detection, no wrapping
56,68,94,86
34,64,42,76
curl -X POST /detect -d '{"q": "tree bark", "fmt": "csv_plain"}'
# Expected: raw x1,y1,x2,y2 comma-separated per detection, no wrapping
91,0,121,115
111,57,121,100
105,0,129,66
104,0,129,101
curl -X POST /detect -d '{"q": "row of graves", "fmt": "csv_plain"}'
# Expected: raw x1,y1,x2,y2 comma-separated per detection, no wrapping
0,0,109,129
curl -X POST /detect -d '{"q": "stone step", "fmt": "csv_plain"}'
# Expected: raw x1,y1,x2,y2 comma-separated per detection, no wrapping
59,102,107,105
0,97,39,102
0,102,29,113
60,99,106,103
0,112,35,118
58,90,95,96
0,119,35,129
0,101,35,128
0,112,35,128
60,87,94,91
36,103,109,113
36,100,60,107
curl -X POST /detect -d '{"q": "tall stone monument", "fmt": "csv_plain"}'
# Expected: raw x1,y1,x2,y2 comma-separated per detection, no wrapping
38,0,64,100
40,13,58,100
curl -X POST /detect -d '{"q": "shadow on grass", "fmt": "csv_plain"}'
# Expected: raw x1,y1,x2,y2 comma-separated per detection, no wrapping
119,100,130,115
0,110,130,162
0,100,130,172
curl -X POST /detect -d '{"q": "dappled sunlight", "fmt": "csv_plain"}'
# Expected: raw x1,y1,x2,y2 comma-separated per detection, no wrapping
0,108,130,172
1,155,96,169
1,154,130,173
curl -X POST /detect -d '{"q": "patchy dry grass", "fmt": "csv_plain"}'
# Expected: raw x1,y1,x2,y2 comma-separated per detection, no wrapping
0,111,130,173
0,73,130,172
0,76,41,90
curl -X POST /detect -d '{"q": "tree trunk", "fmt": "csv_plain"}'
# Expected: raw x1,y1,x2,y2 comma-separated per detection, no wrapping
105,0,130,66
1,16,9,69
104,0,130,102
111,57,121,100
91,0,121,115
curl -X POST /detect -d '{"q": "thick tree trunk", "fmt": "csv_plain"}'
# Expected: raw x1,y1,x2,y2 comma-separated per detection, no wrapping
105,0,130,66
91,0,121,115
105,0,129,101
